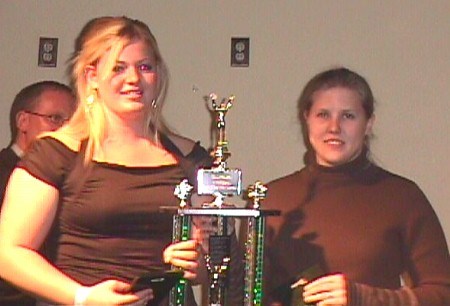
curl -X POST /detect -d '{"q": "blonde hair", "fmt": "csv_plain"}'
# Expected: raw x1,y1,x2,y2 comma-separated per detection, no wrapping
57,16,170,162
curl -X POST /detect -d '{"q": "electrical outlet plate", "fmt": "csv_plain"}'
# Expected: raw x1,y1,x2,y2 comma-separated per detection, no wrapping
231,37,250,67
38,37,58,67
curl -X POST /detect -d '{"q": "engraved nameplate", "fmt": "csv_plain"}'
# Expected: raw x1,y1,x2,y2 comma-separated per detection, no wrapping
197,168,242,196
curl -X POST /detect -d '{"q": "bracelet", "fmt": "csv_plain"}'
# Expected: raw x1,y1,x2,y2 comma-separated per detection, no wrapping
74,286,92,306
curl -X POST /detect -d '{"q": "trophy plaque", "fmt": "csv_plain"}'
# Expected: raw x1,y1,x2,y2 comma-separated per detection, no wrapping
165,94,279,306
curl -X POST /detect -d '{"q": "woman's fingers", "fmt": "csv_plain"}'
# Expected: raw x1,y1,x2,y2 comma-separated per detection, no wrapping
133,288,154,304
163,240,199,263
163,239,201,279
302,274,348,305
84,279,153,305
304,274,346,292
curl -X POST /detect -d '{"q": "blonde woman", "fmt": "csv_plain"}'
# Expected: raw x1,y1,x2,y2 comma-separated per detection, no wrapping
0,16,211,306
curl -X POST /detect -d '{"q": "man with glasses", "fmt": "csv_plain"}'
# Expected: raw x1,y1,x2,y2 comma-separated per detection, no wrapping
0,80,75,305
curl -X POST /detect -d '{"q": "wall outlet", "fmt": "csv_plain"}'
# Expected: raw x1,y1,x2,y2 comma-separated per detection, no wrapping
231,37,250,67
38,37,58,67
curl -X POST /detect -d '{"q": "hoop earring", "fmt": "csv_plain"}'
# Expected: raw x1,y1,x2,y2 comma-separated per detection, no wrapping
151,99,157,108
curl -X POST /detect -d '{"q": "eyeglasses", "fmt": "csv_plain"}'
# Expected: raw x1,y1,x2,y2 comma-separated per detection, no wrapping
24,111,69,126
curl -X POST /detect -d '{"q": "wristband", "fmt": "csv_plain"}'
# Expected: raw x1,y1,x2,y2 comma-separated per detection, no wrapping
74,286,92,306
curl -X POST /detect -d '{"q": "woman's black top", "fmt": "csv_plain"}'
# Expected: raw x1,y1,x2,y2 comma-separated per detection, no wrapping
19,136,211,305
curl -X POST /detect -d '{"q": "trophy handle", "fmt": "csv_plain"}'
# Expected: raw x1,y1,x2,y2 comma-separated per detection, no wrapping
170,180,193,306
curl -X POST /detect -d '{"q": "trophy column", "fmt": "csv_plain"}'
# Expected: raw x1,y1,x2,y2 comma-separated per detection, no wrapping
244,182,268,306
197,94,241,306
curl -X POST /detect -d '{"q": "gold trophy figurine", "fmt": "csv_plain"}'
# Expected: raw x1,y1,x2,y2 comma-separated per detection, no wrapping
210,93,234,170
197,93,242,203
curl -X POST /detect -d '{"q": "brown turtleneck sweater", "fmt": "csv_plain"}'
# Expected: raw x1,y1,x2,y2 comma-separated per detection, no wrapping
262,152,450,305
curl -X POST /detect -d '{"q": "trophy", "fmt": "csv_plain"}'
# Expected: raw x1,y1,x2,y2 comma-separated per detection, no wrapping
167,94,279,306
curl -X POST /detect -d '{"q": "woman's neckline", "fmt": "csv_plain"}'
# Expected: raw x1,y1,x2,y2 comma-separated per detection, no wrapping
308,148,373,175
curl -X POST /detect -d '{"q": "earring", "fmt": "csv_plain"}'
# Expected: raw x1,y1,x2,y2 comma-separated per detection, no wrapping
151,99,157,108
85,92,96,114
87,94,95,105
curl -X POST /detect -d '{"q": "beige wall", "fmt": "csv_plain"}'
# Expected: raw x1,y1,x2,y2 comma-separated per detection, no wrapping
1,1,449,245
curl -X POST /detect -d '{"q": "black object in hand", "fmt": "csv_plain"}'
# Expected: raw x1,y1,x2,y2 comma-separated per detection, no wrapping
130,269,183,294
290,265,324,306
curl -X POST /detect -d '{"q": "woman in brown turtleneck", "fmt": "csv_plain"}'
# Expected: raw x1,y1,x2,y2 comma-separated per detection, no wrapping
263,67,450,306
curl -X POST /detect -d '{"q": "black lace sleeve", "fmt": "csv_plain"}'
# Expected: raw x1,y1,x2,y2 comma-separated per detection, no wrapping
160,134,213,188
186,141,213,167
